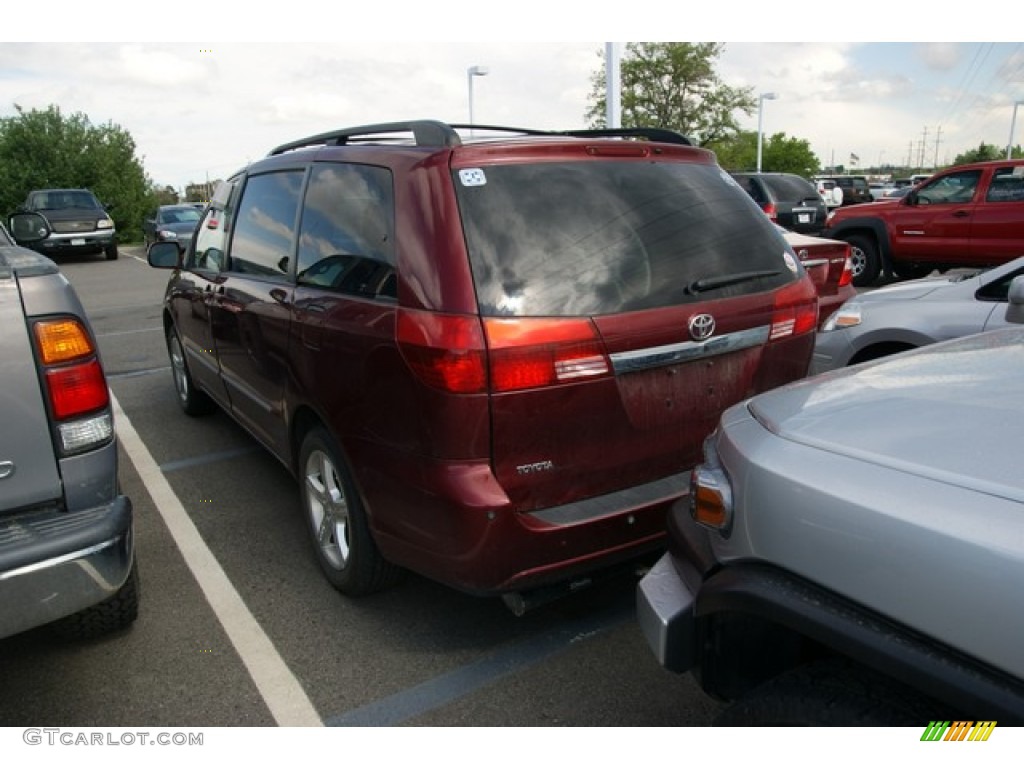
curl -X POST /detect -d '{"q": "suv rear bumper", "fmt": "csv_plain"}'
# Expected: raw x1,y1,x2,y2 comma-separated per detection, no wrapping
0,495,133,639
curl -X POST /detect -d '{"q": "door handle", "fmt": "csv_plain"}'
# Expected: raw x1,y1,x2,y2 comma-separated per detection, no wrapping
953,210,970,218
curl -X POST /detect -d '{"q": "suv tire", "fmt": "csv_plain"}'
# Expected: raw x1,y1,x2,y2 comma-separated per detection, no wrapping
714,658,937,726
52,561,140,640
166,326,217,416
846,234,881,287
105,243,119,260
299,426,402,596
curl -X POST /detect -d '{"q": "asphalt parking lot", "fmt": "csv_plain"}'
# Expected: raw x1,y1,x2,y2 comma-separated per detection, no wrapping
0,247,724,728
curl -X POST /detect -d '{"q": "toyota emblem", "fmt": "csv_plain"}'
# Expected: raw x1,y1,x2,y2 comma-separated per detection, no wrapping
689,314,716,341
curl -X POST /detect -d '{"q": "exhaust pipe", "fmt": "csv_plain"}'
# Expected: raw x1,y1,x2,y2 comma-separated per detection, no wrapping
501,577,594,617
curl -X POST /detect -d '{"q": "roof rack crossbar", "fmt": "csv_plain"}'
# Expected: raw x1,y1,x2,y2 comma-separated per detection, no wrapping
556,128,692,146
269,120,462,155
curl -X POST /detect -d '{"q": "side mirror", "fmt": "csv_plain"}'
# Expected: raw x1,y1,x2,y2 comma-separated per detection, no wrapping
1006,275,1024,325
8,212,51,244
148,240,182,269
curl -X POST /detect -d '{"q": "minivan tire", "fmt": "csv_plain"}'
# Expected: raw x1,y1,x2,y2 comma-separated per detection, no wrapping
166,326,217,416
298,426,401,596
52,560,140,640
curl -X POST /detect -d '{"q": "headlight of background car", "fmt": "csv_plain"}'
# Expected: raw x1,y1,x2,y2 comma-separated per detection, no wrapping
820,301,862,332
97,218,114,229
158,229,178,240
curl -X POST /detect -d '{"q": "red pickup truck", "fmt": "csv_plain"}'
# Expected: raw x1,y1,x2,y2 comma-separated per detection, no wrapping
823,159,1024,286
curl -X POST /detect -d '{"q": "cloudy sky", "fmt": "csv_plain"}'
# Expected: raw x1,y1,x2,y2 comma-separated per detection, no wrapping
5,10,1022,192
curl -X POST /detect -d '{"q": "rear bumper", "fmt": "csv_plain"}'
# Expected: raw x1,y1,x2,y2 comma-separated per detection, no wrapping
0,495,134,639
363,454,683,595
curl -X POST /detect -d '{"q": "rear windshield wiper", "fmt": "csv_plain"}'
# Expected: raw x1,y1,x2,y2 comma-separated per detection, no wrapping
686,270,781,295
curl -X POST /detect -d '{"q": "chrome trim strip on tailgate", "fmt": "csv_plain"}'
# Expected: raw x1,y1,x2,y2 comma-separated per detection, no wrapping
609,325,770,375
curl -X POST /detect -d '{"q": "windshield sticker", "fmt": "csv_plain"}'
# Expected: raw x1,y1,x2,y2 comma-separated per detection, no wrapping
459,169,487,187
783,252,799,273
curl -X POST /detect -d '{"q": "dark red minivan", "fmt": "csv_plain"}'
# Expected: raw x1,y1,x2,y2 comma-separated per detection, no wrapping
149,121,818,607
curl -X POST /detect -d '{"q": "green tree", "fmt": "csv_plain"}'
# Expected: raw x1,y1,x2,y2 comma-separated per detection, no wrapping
586,42,756,145
706,130,821,177
952,142,1005,165
0,105,152,242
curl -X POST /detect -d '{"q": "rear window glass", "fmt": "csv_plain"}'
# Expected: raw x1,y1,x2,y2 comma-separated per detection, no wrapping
455,161,794,317
759,174,817,201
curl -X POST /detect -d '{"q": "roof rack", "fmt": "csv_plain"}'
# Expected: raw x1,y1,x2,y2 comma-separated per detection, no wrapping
445,124,693,146
269,120,463,155
268,121,693,156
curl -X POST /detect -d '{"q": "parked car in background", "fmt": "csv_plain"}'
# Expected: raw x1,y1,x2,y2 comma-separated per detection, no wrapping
1,212,138,640
815,175,873,206
730,172,828,234
823,159,1024,287
811,254,1024,373
638,284,1024,725
18,188,118,260
778,225,855,329
148,120,819,610
816,178,842,209
143,204,202,251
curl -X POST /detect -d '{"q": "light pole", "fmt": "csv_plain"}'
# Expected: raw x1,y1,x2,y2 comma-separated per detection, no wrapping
1007,100,1024,160
467,65,489,129
756,92,777,173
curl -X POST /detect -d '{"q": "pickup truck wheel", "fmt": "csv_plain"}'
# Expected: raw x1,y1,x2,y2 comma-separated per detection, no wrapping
299,427,401,596
714,659,938,726
52,561,140,640
166,326,216,416
846,235,880,287
105,243,119,260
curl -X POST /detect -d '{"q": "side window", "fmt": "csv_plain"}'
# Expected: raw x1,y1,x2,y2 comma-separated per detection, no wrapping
187,186,238,273
228,170,305,280
919,170,982,204
296,163,396,298
985,167,1024,203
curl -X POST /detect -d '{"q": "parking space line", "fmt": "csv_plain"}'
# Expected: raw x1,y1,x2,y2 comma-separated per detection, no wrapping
326,603,631,726
111,393,322,727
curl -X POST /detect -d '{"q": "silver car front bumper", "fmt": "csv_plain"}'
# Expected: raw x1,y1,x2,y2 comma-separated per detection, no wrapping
636,551,699,674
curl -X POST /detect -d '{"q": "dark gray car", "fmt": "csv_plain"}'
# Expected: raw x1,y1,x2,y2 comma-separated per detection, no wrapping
637,278,1024,724
730,172,828,235
143,204,202,251
0,213,137,640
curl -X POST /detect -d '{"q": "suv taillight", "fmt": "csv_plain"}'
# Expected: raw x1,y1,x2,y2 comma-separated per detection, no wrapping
33,317,113,453
762,202,778,222
769,277,819,341
397,309,612,394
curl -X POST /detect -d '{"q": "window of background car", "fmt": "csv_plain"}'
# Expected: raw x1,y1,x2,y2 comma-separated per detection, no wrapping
918,170,982,204
456,161,793,317
188,191,238,273
986,167,1024,203
760,175,818,202
228,170,305,279
296,163,396,297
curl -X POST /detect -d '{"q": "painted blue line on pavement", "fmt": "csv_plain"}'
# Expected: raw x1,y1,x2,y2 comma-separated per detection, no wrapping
325,602,632,726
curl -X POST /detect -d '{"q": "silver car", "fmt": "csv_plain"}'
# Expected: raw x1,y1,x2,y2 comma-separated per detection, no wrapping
812,255,1024,374
637,280,1024,725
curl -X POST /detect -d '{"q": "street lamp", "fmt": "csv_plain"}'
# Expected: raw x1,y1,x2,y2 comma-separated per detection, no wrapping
1007,100,1024,160
756,92,777,173
467,65,489,129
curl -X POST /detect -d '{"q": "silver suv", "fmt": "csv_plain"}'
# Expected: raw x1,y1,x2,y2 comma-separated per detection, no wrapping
0,213,137,640
638,277,1024,725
